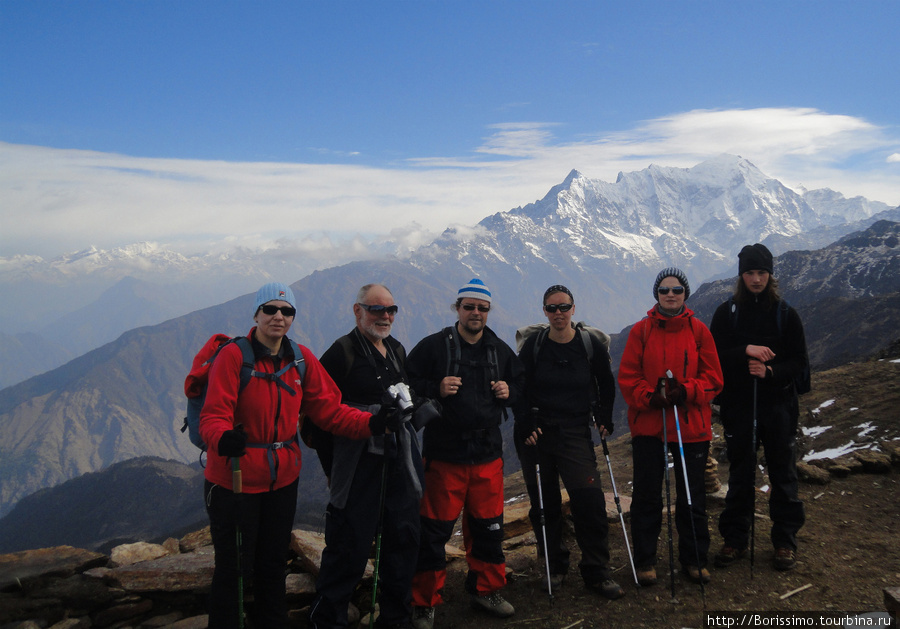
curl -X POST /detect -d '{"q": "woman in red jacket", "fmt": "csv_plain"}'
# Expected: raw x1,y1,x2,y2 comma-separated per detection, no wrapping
200,282,392,629
617,268,723,587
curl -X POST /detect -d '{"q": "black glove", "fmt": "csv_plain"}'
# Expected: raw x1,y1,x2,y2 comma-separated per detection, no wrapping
648,378,668,408
368,400,402,435
665,378,687,406
218,426,247,457
514,408,540,446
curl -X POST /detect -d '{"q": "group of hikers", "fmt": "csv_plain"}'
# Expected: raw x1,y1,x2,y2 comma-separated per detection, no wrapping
195,242,810,629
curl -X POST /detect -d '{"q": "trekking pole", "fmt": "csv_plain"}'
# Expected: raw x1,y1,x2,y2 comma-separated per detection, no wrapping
600,435,639,587
751,378,758,580
667,372,706,606
231,457,245,629
368,452,390,627
661,403,677,601
535,459,555,606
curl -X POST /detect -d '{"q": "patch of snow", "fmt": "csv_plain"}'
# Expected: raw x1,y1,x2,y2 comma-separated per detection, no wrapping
802,425,832,438
804,441,870,461
849,407,859,411
811,399,837,415
855,422,876,438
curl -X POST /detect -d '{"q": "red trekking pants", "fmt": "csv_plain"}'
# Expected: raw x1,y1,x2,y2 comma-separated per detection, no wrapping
411,457,506,606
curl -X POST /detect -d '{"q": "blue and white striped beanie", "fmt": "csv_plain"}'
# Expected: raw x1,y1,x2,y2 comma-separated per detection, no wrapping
457,278,492,303
254,282,297,312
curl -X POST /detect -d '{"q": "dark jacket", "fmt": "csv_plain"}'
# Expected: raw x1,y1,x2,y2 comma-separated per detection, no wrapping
318,328,421,509
710,295,809,412
406,324,524,464
516,328,616,432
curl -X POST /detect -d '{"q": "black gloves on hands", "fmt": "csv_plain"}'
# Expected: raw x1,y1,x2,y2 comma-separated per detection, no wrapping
218,426,247,457
648,377,687,408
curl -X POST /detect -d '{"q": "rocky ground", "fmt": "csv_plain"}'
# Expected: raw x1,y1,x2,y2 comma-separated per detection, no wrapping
1,359,898,629
425,357,900,629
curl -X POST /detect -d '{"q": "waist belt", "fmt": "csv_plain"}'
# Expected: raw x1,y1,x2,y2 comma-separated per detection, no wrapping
460,427,494,441
534,411,592,428
247,437,297,488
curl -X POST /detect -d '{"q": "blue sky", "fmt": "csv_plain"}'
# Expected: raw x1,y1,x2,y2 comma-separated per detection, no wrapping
2,1,899,260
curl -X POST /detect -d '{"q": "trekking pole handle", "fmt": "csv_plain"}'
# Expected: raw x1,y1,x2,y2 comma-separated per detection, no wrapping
232,457,243,494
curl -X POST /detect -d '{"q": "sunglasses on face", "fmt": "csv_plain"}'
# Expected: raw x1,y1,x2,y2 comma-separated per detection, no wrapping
657,286,685,295
461,304,491,312
358,303,399,315
260,304,296,317
544,303,573,313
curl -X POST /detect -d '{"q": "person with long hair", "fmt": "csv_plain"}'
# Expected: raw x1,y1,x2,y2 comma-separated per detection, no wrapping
710,244,810,572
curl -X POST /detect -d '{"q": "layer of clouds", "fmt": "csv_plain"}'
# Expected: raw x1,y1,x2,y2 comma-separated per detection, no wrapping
2,107,898,259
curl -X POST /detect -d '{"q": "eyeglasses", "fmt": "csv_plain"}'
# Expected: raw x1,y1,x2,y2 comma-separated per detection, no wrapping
260,304,296,317
657,286,685,295
461,304,491,312
544,303,573,313
358,303,399,315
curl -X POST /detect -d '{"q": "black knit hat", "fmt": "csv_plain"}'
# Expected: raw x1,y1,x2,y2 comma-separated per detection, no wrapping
653,267,690,301
738,243,774,275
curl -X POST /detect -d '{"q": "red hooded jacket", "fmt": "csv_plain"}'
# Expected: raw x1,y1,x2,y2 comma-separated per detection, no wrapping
200,328,373,493
618,306,723,443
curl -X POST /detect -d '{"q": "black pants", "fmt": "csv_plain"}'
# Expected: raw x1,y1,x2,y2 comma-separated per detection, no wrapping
309,451,422,628
515,422,611,584
630,436,709,569
718,400,805,551
205,477,298,629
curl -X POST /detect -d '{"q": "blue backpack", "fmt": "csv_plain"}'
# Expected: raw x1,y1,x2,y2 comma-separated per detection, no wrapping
182,334,307,452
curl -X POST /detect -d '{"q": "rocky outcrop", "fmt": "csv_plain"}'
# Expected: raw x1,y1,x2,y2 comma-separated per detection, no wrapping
0,491,589,628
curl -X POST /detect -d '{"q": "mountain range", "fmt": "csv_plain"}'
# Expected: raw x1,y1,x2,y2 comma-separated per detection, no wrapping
1,221,898,552
0,155,898,524
0,155,895,389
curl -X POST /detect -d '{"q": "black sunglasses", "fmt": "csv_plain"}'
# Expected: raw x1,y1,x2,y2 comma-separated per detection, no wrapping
260,304,296,317
358,303,399,315
461,304,491,312
544,303,573,313
657,286,685,295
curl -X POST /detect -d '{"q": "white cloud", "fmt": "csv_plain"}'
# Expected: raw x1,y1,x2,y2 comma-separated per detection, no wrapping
2,107,898,258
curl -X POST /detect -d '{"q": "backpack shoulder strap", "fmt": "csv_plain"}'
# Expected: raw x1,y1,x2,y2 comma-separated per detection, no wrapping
532,326,550,363
233,336,256,393
776,299,789,336
639,316,652,347
336,334,356,381
443,325,460,377
728,296,738,329
287,338,307,383
574,322,594,361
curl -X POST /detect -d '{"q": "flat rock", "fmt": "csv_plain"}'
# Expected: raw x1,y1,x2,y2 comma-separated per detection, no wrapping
104,547,215,592
0,546,107,591
110,542,170,567
855,450,892,474
289,529,373,580
179,527,212,553
797,461,831,485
